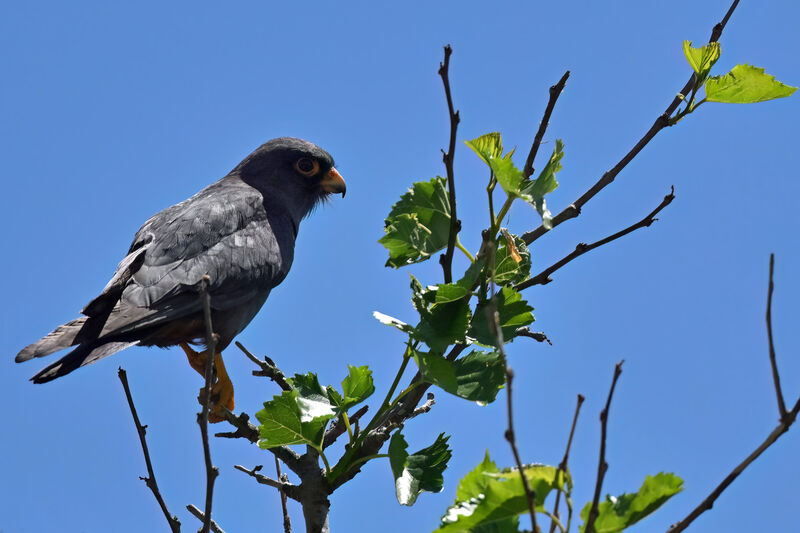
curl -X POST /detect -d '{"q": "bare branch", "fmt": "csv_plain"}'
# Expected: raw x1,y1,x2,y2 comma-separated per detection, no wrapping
515,327,553,345
585,361,624,533
235,465,300,501
118,368,181,532
275,457,292,533
521,0,740,245
523,70,571,179
411,392,436,418
235,341,291,391
186,505,225,533
323,405,369,449
504,366,539,532
438,44,461,284
765,254,787,419
198,276,219,533
549,394,585,533
516,187,674,291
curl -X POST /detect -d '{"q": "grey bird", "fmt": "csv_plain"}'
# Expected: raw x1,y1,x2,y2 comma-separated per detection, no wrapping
15,137,346,421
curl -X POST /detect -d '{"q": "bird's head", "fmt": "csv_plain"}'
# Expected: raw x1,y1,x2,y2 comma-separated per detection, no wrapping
232,137,346,222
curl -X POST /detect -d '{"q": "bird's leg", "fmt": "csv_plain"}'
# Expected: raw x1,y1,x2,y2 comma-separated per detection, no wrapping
179,342,235,423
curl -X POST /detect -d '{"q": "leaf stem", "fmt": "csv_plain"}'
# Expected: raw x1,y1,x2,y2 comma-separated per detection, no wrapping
348,453,390,471
342,412,354,443
455,237,475,262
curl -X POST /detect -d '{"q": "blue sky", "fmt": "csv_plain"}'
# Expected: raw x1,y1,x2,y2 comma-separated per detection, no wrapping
1,1,798,532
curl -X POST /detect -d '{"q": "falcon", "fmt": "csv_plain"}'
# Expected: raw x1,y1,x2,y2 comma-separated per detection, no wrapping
16,137,345,422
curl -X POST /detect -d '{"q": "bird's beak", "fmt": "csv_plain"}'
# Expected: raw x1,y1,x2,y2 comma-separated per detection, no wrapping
320,167,347,197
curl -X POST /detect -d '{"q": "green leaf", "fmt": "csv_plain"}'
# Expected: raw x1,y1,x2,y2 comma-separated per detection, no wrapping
470,287,534,346
415,299,472,352
682,40,720,77
520,139,564,229
379,177,451,267
255,389,335,450
285,372,338,421
437,456,565,532
494,231,531,286
465,132,504,165
705,64,797,103
415,349,506,404
488,155,529,202
340,365,375,408
435,257,487,304
578,473,684,533
389,431,452,506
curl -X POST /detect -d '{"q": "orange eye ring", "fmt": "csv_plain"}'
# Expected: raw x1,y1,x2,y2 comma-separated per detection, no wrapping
294,157,319,176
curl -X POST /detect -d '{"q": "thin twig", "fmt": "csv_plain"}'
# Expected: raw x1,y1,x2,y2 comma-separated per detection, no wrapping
234,465,300,501
186,505,225,533
198,276,219,533
411,393,436,418
516,187,674,291
521,0,740,245
275,457,292,533
235,341,292,391
504,366,539,532
118,368,181,533
438,44,461,284
323,405,369,449
585,361,624,533
765,254,787,419
668,253,800,532
548,394,585,533
515,327,553,345
523,71,571,179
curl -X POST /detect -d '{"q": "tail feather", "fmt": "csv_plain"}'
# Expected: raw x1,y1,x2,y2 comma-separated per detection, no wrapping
30,341,139,383
16,318,95,362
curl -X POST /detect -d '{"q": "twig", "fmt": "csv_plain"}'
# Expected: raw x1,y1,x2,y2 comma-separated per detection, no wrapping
515,327,553,345
585,361,624,533
235,341,292,391
234,465,300,501
411,392,436,418
118,368,181,533
275,457,292,533
521,0,740,245
504,366,539,533
323,405,369,449
523,71,571,179
548,394,585,533
198,276,219,533
765,254,787,419
668,254,800,532
186,505,225,533
438,44,461,284
516,187,674,291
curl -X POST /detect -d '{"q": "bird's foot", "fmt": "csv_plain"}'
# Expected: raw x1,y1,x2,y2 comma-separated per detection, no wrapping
180,342,208,376
181,343,235,423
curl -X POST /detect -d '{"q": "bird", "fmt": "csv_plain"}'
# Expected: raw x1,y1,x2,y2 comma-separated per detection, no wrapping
15,137,346,422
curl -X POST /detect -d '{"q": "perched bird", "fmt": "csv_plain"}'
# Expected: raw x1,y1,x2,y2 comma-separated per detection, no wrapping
16,137,345,422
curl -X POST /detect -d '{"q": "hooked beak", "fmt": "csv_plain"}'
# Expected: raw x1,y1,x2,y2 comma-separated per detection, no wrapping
320,167,346,197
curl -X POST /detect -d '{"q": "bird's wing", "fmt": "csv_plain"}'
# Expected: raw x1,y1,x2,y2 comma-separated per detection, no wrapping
89,177,295,339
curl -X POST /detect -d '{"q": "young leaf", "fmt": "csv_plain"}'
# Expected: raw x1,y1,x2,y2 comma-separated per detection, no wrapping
578,472,683,533
520,139,564,229
705,64,797,103
495,231,531,286
415,349,506,404
682,40,721,77
255,389,335,450
437,459,565,532
465,132,504,165
286,372,338,421
488,155,530,202
470,287,534,346
415,299,472,352
379,177,451,267
389,431,452,506
340,365,375,408
435,257,487,304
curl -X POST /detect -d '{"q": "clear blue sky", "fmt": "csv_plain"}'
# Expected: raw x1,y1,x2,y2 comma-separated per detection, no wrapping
2,1,798,532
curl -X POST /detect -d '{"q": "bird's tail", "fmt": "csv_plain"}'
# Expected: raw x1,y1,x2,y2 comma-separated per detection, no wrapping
16,318,94,362
29,341,139,383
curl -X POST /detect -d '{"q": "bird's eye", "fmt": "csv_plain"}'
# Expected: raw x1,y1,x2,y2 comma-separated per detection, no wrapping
294,158,319,176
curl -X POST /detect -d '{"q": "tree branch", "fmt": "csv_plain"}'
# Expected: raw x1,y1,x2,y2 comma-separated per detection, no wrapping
186,505,225,533
668,253,800,532
198,276,219,533
439,44,461,284
323,405,369,449
521,0,740,245
504,366,539,532
118,368,181,533
585,361,624,533
275,457,292,533
235,341,292,391
765,253,787,419
234,465,301,501
548,394,585,533
523,71,570,179
515,327,553,345
516,187,674,291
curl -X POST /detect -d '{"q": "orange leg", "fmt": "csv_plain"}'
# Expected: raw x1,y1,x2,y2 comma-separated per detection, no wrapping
179,343,235,423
